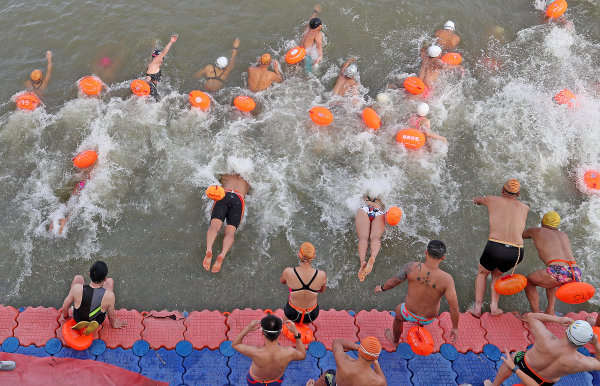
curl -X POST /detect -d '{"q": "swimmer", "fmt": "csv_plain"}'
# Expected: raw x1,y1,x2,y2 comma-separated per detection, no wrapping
523,211,581,315
434,20,460,50
409,102,447,144
305,337,387,386
332,58,359,97
300,4,324,67
280,242,327,324
232,315,306,386
374,240,460,346
25,50,52,96
247,53,283,93
419,44,455,90
469,179,530,317
60,261,127,335
356,195,386,281
485,314,600,386
145,34,178,98
203,173,250,273
194,38,240,92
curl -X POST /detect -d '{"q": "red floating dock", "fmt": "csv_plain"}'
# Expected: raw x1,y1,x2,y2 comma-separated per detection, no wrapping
481,312,531,352
439,312,486,353
226,309,270,346
355,310,395,352
313,309,358,350
99,309,144,349
0,305,18,343
14,307,59,347
184,310,227,350
566,311,597,353
141,310,186,350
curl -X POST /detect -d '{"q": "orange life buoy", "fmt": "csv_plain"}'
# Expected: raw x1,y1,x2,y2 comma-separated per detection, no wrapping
494,274,527,295
385,206,403,226
407,326,434,356
441,52,463,65
546,0,568,19
189,90,211,111
78,76,103,96
553,89,576,109
593,326,600,338
556,282,595,304
206,185,226,201
309,106,333,126
73,150,98,169
15,92,41,111
286,46,306,65
362,107,381,130
131,79,150,96
396,128,426,150
583,170,600,191
233,96,256,112
62,319,94,351
403,77,426,95
282,322,314,345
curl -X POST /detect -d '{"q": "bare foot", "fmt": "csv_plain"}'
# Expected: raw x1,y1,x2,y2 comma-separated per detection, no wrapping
483,380,493,386
384,328,397,346
211,254,225,273
202,251,213,271
358,260,367,281
467,307,482,318
58,218,66,235
490,307,504,316
306,380,315,386
363,256,376,276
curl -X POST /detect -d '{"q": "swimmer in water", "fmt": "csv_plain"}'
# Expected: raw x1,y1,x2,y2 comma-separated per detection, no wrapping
194,37,240,92
247,53,283,93
409,103,448,144
418,45,446,90
356,195,386,282
203,174,250,273
300,4,324,67
469,179,530,317
145,34,178,99
332,58,359,97
434,20,460,51
25,50,52,96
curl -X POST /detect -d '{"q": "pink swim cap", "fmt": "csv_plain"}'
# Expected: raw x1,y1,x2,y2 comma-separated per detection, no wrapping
99,57,112,68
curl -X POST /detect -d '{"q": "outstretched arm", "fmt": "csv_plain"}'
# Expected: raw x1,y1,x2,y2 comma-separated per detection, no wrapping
157,34,178,60
272,60,283,83
525,313,570,342
304,4,321,33
222,38,240,79
374,262,413,293
473,196,490,206
424,130,448,143
41,51,52,90
232,320,261,357
339,57,356,76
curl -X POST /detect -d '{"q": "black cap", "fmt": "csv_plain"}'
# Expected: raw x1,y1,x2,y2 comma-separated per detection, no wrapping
309,18,322,29
90,261,108,283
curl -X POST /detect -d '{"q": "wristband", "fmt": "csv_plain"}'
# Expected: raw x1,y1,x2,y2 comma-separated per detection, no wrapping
294,333,302,340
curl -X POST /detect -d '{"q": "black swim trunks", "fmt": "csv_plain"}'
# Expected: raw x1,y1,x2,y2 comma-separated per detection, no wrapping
322,370,336,386
284,302,320,324
480,240,524,273
210,191,244,228
514,351,555,385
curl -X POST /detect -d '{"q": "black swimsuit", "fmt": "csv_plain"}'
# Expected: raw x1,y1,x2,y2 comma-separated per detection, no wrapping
284,268,321,323
146,70,162,84
205,66,225,84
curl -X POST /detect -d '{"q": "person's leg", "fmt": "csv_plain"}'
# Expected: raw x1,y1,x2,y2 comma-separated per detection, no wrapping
204,218,223,270
545,287,558,315
363,215,385,279
385,304,404,345
469,265,490,317
525,269,558,313
355,210,371,281
490,269,504,315
212,225,236,273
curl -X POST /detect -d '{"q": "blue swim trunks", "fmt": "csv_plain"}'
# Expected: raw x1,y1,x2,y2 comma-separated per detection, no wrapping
400,303,435,326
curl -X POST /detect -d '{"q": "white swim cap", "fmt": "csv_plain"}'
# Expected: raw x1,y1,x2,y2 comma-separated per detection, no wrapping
566,320,593,346
215,56,228,69
345,64,358,78
376,92,391,104
417,102,430,117
444,20,455,31
427,45,442,58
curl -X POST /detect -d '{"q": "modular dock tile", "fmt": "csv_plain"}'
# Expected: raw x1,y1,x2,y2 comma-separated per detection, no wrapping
282,354,320,385
226,308,269,347
378,350,412,384
14,307,59,347
140,348,184,386
183,348,229,385
15,344,49,357
184,310,227,350
0,305,18,344
99,309,144,349
481,313,531,352
408,352,457,385
453,351,497,385
400,318,445,353
227,351,253,385
439,311,487,353
554,371,593,385
565,311,598,354
313,309,358,350
141,311,186,350
54,346,96,360
96,347,141,373
355,310,396,352
317,350,337,373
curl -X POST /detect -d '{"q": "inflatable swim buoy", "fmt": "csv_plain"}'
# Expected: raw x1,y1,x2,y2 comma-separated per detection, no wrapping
189,90,210,111
78,76,103,97
546,0,568,19
407,326,434,356
362,107,381,130
593,326,600,338
282,322,314,345
233,96,256,112
73,150,98,169
583,170,600,191
441,52,463,65
15,92,41,111
385,206,403,226
206,185,226,201
553,89,576,109
403,77,426,95
309,106,333,126
62,318,94,351
494,274,527,295
556,282,595,304
286,46,306,65
396,128,426,150
130,79,151,96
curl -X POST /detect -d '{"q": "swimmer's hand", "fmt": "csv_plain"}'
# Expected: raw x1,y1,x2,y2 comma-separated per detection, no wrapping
233,38,240,49
247,319,261,332
374,285,383,293
112,319,128,329
558,316,574,327
46,50,52,61
170,34,178,43
449,328,458,343
313,4,321,13
286,320,299,336
501,349,515,370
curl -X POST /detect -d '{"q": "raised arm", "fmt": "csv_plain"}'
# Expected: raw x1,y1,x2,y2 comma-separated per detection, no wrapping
339,57,356,77
157,35,178,61
272,60,283,83
222,38,240,78
304,4,321,33
232,320,261,357
374,262,413,293
286,321,307,360
41,50,52,90
525,313,570,342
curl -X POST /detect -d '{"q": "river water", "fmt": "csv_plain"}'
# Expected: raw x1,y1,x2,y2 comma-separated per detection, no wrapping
1,0,599,314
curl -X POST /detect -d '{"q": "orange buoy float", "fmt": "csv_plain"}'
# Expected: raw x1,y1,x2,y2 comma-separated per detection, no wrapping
441,52,463,65
282,322,314,345
78,76,103,96
403,77,426,95
556,282,595,304
553,89,577,109
593,326,600,338
189,90,211,111
72,150,98,169
362,107,381,130
233,96,256,112
15,92,41,111
396,128,426,150
286,46,306,65
546,0,568,19
407,326,434,356
131,79,151,96
309,106,334,126
494,274,527,295
62,319,94,351
385,206,403,226
206,185,226,201
583,170,600,191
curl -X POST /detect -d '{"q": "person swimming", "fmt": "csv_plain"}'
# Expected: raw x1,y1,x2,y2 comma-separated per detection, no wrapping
332,58,359,97
356,195,386,281
194,38,240,92
434,20,460,51
25,51,53,97
145,34,178,99
409,102,448,145
300,5,324,67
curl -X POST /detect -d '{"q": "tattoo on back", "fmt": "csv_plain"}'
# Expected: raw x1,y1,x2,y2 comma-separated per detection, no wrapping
396,263,412,281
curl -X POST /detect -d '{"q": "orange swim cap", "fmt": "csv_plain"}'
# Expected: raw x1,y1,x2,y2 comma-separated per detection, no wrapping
30,70,42,82
358,336,381,361
503,179,520,194
299,242,315,260
260,53,272,65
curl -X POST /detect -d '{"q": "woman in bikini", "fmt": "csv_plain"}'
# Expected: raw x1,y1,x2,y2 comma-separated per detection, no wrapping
145,34,178,99
356,195,386,281
194,38,239,92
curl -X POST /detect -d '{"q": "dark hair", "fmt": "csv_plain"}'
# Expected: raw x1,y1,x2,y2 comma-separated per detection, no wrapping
309,18,322,29
90,261,108,283
261,314,282,341
152,49,161,58
427,240,446,259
